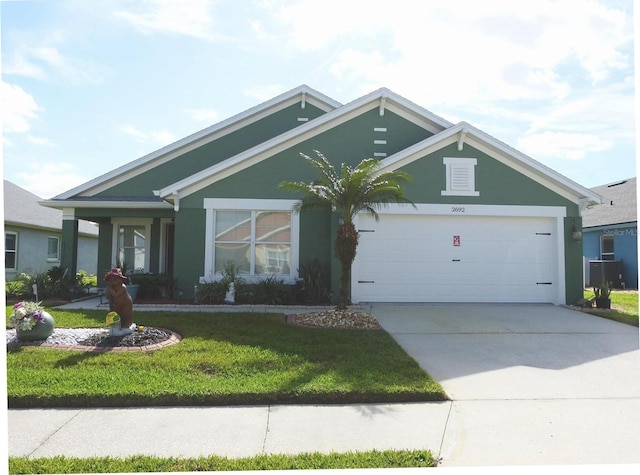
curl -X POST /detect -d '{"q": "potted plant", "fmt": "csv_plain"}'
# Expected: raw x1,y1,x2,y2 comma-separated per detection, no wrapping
112,258,139,302
593,281,613,309
9,301,55,342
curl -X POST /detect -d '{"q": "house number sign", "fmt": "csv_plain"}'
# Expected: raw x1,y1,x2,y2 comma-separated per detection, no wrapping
453,235,461,247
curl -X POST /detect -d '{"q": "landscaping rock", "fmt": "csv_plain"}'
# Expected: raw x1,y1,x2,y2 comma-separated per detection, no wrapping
288,308,381,330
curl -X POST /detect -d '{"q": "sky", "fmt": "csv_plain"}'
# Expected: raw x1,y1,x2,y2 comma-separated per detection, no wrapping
1,0,636,199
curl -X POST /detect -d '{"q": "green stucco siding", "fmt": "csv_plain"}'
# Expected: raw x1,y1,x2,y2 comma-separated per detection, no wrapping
183,108,432,203
76,101,584,304
96,103,327,197
176,112,582,305
172,209,207,298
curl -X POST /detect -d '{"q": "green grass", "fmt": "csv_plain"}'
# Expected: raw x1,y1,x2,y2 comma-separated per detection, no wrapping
582,289,639,326
6,308,447,407
8,449,437,473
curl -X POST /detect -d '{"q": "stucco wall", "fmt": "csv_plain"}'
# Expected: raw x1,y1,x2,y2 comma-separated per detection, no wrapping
5,226,98,281
583,223,638,289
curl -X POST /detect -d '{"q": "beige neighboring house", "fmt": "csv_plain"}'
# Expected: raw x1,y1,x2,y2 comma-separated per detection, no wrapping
4,180,99,281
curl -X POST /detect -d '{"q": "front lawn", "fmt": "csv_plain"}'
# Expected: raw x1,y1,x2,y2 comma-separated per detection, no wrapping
582,289,639,326
6,308,447,407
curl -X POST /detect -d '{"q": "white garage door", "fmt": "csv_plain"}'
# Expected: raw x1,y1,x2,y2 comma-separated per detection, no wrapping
352,214,559,303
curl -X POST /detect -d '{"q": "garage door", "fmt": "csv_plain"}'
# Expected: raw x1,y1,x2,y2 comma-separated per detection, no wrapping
351,214,559,303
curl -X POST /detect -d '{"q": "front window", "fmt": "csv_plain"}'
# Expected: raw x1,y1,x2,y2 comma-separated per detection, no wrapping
47,236,60,261
118,224,147,272
203,198,300,282
5,232,17,270
214,210,291,275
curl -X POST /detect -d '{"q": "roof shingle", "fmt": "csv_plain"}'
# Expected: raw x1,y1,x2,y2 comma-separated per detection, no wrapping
582,177,636,228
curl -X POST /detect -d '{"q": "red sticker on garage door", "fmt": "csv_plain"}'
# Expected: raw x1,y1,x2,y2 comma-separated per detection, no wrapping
453,235,461,247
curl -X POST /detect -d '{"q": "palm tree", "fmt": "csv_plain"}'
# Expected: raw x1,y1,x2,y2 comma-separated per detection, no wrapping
280,150,414,310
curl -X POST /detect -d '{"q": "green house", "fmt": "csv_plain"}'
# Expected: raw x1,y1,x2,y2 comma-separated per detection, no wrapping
42,85,601,305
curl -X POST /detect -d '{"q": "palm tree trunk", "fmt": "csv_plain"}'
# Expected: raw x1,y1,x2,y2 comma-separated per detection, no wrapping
335,222,359,310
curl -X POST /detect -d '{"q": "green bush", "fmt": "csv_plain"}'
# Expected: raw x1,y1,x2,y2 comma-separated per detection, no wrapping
195,262,303,305
250,275,297,305
196,262,246,304
130,273,175,300
5,267,92,301
298,258,330,304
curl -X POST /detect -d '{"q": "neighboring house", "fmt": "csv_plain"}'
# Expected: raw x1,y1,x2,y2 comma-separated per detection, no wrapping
582,177,637,289
41,85,602,305
4,180,99,281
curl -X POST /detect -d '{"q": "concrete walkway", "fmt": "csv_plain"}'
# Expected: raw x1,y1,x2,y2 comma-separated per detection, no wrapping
6,301,640,469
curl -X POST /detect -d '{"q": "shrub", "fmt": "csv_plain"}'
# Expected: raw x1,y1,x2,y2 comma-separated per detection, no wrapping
298,258,330,304
5,268,92,301
130,273,176,300
251,275,295,305
196,262,246,304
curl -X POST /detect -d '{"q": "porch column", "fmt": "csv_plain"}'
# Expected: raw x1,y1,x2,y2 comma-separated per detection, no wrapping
61,208,79,277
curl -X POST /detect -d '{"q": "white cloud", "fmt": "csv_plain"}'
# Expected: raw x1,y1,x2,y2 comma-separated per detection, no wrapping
28,135,56,147
16,162,89,199
5,42,105,84
264,0,632,107
114,0,225,41
517,131,613,161
1,81,40,133
188,108,219,122
243,84,288,102
121,124,177,146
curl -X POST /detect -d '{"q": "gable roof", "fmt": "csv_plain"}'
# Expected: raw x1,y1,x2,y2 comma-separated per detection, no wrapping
153,90,599,207
52,85,342,200
3,180,98,236
377,121,602,205
582,177,636,228
43,85,601,210
153,87,453,200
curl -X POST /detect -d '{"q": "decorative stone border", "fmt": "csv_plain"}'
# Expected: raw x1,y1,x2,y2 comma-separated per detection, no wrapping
7,328,182,352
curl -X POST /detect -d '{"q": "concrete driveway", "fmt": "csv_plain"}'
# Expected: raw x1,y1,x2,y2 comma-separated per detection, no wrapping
370,303,640,466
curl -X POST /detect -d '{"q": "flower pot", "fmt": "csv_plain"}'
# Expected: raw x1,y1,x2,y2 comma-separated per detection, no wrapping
16,311,55,342
127,284,140,302
595,298,611,309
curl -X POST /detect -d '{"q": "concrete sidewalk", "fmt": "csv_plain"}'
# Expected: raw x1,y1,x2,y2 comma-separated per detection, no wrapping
8,403,451,459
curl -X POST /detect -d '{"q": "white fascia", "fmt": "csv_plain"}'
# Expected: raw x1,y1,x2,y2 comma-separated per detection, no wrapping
40,200,174,210
53,85,341,200
157,89,452,200
377,122,603,206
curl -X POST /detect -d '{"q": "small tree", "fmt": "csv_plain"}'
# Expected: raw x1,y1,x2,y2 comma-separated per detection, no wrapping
280,150,414,310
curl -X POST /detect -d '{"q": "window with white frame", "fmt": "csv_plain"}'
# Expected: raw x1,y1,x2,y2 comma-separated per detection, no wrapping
441,157,479,196
203,199,299,282
5,232,17,270
112,219,151,273
47,236,60,261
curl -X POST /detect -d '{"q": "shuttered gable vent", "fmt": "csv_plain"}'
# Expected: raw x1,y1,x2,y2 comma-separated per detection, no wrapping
451,165,470,190
441,157,480,196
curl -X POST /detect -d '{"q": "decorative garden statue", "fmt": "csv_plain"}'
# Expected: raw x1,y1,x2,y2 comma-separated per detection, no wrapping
224,282,235,304
104,268,136,336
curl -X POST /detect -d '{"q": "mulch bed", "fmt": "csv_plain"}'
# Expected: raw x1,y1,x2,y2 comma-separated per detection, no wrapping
79,327,174,347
